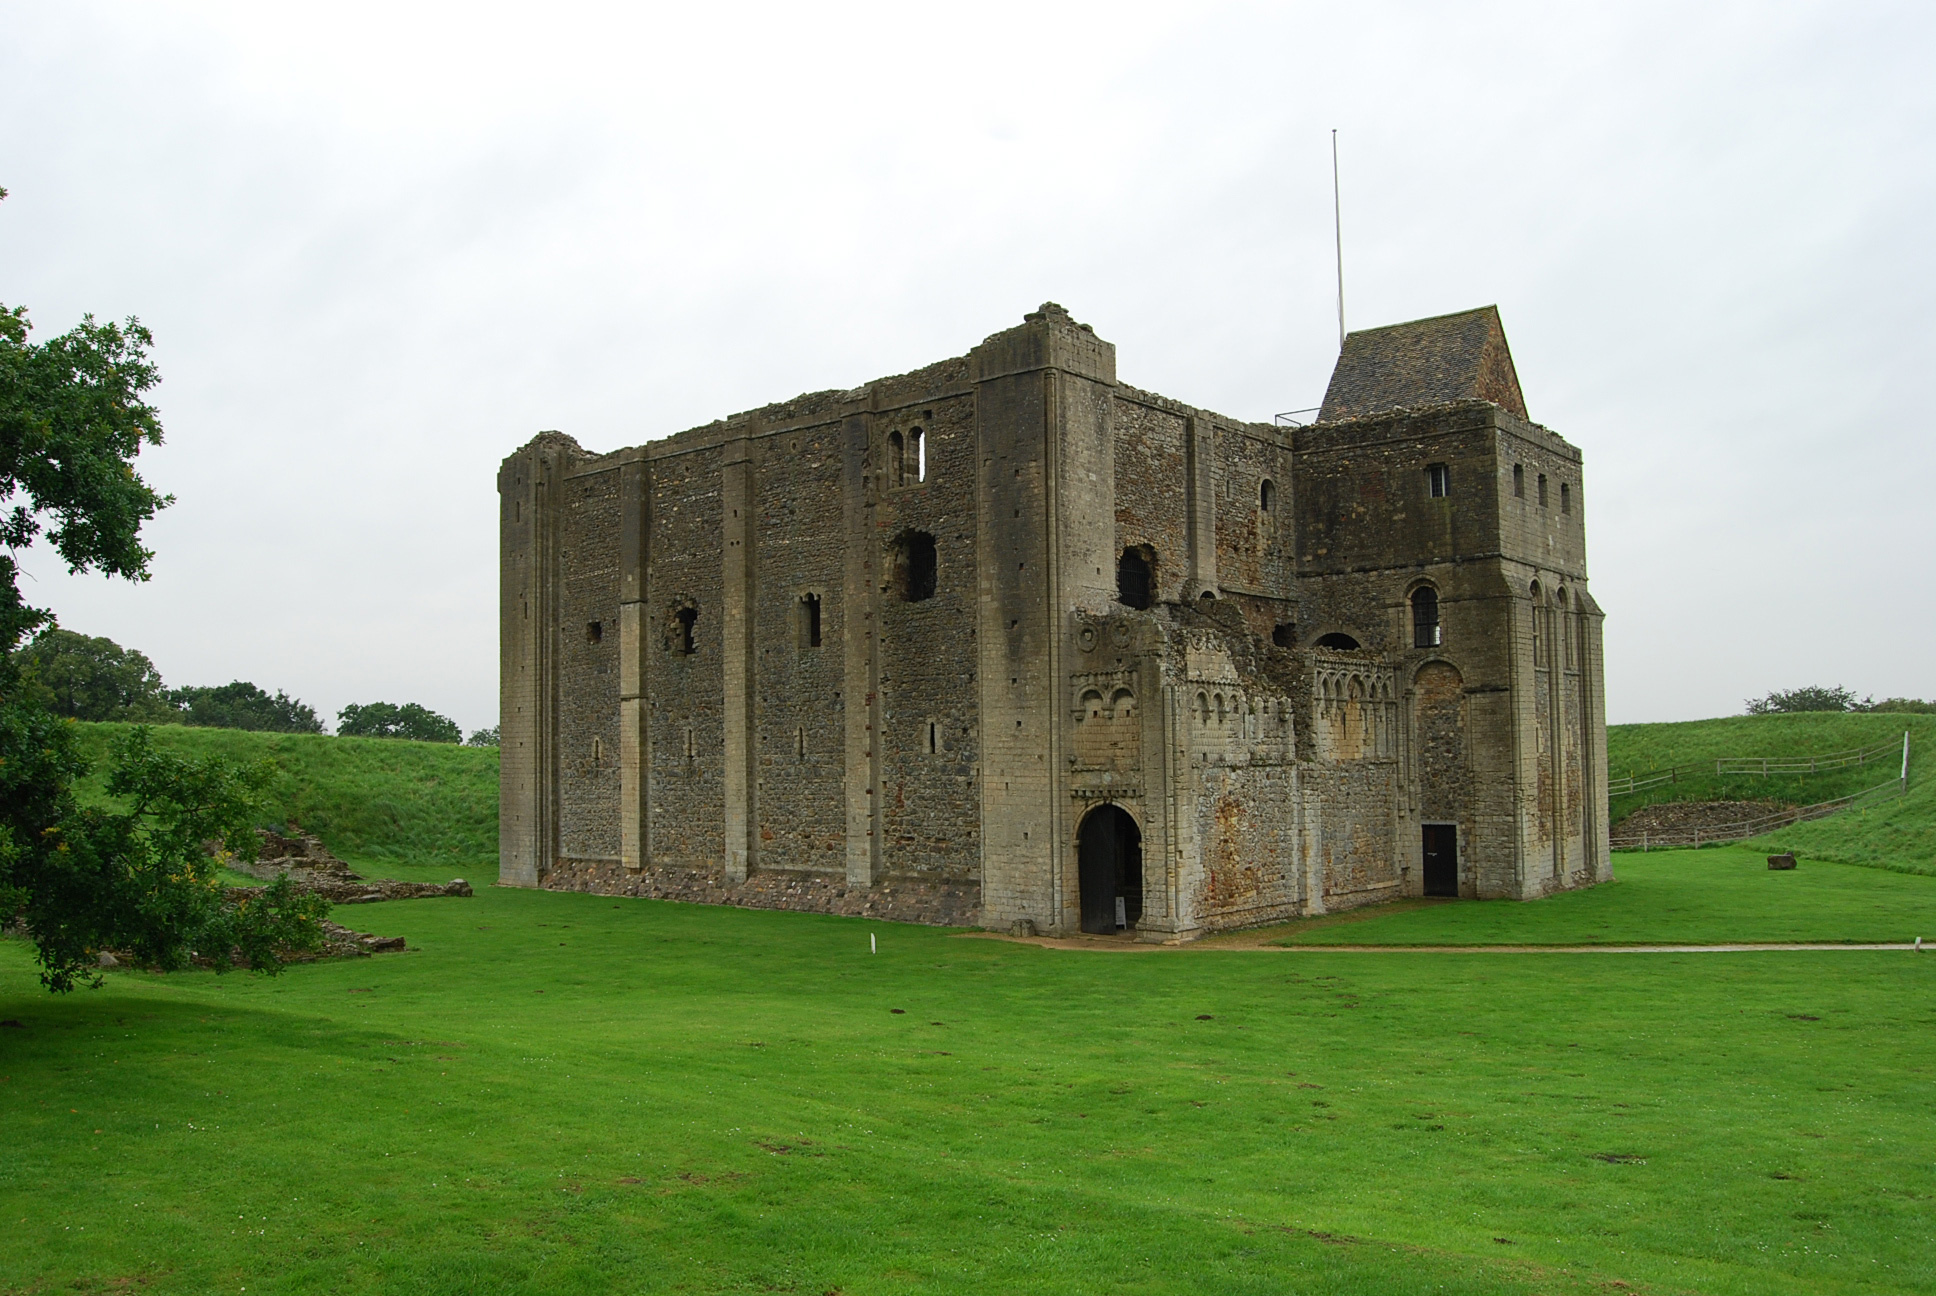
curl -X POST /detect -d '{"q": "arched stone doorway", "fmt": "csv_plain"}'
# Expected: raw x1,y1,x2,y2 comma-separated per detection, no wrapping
1077,804,1143,935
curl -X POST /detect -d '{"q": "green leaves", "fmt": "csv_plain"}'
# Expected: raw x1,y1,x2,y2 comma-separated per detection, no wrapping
0,302,170,653
5,722,325,992
338,701,463,744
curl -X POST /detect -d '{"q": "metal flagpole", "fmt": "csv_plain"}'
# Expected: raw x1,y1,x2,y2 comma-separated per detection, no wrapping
1332,129,1345,351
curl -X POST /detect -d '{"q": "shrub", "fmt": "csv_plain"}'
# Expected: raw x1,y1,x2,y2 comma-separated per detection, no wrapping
1745,685,1865,715
1860,697,1936,714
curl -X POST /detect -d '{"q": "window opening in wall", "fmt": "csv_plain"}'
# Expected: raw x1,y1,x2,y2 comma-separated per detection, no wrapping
673,606,698,655
926,719,939,754
592,736,603,765
888,431,905,487
1557,587,1571,667
1513,464,1524,497
1538,473,1548,507
1215,693,1227,724
800,592,822,649
890,531,937,602
586,621,603,644
1411,587,1442,648
684,727,695,759
1427,463,1450,498
1196,691,1210,724
1259,478,1275,513
1529,581,1542,658
1116,547,1153,609
1560,482,1571,514
911,427,927,482
1272,622,1296,649
1315,631,1361,650
796,727,806,758
1199,590,1216,602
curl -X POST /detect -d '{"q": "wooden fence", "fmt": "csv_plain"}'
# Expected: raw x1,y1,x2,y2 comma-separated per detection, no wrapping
1608,732,1909,797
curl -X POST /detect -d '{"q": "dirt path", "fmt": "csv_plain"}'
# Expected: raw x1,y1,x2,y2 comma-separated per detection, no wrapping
956,932,1925,954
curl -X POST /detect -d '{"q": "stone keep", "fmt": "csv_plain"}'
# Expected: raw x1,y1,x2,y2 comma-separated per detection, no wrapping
498,304,1610,938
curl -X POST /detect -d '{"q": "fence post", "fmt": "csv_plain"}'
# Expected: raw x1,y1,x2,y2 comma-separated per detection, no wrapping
1903,730,1911,793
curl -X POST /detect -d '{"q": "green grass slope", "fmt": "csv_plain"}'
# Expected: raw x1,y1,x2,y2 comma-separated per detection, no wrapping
67,722,499,870
4,882,1934,1295
1268,847,1936,946
1607,713,1936,875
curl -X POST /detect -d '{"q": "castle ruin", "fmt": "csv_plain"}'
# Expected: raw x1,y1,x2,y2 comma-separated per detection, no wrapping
499,303,1609,938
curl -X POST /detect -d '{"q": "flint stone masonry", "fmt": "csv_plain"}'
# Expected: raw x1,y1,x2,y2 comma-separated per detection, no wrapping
500,303,1611,938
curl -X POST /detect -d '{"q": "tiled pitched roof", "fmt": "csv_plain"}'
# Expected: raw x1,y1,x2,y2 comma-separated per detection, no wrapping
1317,306,1527,421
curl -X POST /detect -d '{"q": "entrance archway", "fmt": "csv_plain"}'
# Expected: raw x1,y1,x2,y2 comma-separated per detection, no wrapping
1077,804,1142,934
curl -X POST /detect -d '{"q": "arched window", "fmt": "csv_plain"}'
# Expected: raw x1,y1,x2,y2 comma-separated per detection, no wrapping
1529,582,1541,659
1195,691,1210,725
890,530,937,602
1116,547,1153,609
1215,693,1227,724
1315,631,1360,651
1259,478,1275,513
1411,586,1441,649
909,427,927,483
888,431,904,487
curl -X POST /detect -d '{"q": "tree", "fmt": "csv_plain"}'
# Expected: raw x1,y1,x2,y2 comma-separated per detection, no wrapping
466,724,499,747
337,701,462,743
171,680,323,733
17,627,174,721
1,185,324,990
1745,686,1867,715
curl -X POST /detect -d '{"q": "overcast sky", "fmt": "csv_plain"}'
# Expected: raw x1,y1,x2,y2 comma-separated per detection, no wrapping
3,0,1931,732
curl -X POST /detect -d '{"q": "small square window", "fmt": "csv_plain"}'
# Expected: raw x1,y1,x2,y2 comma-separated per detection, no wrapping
1427,464,1450,498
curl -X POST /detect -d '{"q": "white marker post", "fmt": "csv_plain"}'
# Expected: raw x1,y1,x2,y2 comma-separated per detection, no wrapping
870,933,876,954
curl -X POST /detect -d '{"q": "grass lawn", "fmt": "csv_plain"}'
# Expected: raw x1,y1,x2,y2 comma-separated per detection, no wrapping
5,869,1935,1294
1265,847,1936,947
68,723,499,869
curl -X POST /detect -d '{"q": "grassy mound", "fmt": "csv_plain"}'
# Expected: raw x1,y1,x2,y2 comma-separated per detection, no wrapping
1608,713,1936,875
1266,847,1936,946
67,722,499,870
4,877,1933,1295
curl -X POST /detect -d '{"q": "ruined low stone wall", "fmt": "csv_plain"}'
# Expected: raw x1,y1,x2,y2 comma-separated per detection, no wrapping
541,859,981,928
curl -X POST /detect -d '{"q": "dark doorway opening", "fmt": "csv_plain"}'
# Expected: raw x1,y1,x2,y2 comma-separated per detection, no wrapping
1077,805,1143,935
1422,823,1458,897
